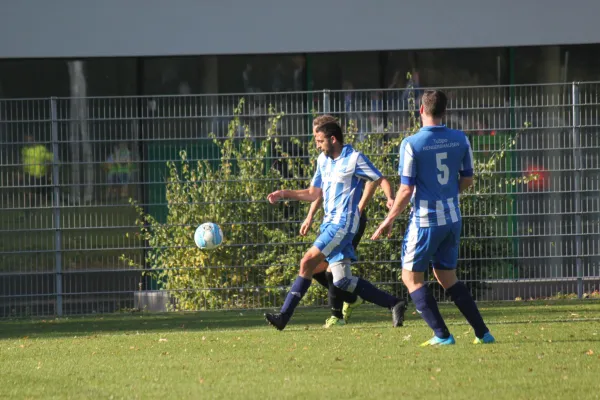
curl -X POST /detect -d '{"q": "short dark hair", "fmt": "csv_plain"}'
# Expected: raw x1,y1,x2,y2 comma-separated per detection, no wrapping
314,120,344,145
421,90,448,118
312,114,339,128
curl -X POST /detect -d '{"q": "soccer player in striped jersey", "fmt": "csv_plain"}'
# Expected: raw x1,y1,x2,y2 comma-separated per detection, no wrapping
303,115,396,328
265,117,406,331
372,90,495,346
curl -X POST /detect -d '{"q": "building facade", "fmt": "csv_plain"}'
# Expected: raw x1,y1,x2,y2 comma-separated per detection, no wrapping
1,0,599,98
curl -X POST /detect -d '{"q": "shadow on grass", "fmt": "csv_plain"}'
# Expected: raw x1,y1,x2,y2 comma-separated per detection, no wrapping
0,300,598,340
0,307,370,340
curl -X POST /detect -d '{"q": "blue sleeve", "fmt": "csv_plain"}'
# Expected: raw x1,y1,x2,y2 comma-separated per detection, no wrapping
354,153,382,181
310,160,323,188
459,136,474,177
398,139,417,185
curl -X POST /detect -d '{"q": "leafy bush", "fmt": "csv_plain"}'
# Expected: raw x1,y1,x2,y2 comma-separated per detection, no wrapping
124,100,314,310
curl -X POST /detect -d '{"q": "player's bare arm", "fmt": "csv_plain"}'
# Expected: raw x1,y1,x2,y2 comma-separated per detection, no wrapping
379,177,396,209
267,186,322,204
300,196,323,236
357,176,382,214
459,176,474,193
371,183,414,240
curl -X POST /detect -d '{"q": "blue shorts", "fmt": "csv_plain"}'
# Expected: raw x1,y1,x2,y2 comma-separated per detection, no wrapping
313,223,357,264
402,221,462,272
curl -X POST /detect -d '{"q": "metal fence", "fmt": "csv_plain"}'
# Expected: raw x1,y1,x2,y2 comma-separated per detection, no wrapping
0,82,599,317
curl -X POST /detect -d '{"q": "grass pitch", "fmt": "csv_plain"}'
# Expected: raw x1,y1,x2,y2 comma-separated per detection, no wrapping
0,301,599,399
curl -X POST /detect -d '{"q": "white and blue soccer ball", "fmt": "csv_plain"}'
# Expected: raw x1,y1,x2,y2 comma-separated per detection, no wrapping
194,222,224,250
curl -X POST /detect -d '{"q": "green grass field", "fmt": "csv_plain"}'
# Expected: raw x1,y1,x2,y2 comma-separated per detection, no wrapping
1,301,599,400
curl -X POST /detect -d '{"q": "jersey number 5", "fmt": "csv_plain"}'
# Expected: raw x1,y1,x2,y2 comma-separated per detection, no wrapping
436,152,449,185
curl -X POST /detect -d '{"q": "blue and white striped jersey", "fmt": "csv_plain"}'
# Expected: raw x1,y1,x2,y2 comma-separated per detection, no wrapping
398,125,474,227
311,144,382,232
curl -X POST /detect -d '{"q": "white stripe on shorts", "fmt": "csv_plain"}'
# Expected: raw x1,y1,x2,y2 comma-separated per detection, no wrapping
321,225,348,256
419,200,430,227
436,200,446,226
402,220,418,271
447,197,459,223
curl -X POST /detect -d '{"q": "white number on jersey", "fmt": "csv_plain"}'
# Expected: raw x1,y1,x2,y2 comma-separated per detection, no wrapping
436,152,449,185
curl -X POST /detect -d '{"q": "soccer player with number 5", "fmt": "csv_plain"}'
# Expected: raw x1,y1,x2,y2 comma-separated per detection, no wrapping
372,90,495,346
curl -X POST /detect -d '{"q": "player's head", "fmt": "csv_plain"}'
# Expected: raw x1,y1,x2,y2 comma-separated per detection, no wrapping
312,115,343,158
312,115,339,134
420,90,448,120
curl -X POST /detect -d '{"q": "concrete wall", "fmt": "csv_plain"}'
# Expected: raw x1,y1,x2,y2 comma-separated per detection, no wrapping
1,0,599,59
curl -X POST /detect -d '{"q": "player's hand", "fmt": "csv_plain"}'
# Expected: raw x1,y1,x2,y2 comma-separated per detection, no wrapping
386,197,395,210
267,190,283,204
299,217,312,236
371,218,394,240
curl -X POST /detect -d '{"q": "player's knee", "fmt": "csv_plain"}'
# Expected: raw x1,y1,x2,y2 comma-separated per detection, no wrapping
333,276,358,292
329,258,356,291
400,272,411,286
433,267,458,289
401,269,424,291
299,255,318,275
333,277,350,291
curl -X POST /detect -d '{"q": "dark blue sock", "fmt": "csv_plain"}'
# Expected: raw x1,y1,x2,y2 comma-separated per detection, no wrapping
446,281,489,339
354,278,398,309
312,271,329,289
410,286,450,339
280,276,312,317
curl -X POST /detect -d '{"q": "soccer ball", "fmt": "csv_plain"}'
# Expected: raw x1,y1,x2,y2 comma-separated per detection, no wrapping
194,222,224,249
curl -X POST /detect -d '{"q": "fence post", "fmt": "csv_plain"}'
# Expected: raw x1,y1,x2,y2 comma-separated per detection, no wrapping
50,97,63,316
323,90,330,114
571,82,583,299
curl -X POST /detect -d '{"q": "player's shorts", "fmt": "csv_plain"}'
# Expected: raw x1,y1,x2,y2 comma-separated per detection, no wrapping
401,220,462,273
314,222,357,264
